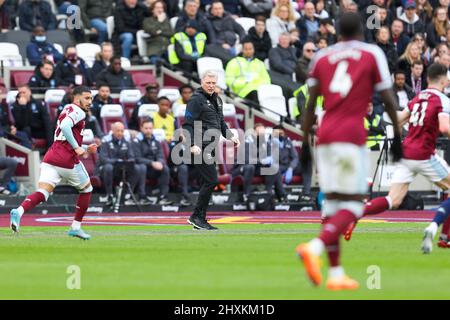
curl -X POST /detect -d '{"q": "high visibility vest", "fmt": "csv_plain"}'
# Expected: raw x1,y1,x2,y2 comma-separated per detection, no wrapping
364,114,382,148
168,32,207,65
292,84,324,119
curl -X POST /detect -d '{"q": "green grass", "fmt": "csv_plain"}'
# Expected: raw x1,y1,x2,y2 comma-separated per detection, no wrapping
0,223,449,299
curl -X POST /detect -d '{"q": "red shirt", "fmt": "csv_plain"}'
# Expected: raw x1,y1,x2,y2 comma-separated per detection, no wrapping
43,104,86,169
402,88,450,160
308,40,392,146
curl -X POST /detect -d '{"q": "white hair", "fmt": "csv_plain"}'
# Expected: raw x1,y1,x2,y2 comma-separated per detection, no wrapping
201,70,218,80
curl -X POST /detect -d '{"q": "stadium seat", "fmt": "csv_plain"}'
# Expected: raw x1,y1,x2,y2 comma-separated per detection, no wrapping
6,90,18,105
235,17,255,33
196,57,226,89
170,16,178,30
174,103,186,127
257,84,287,122
106,16,114,40
45,89,67,121
121,57,131,68
136,30,150,59
172,103,186,117
100,104,126,133
54,43,63,55
137,103,158,126
119,89,142,120
222,103,240,129
82,129,95,144
158,87,180,102
0,31,29,59
153,128,165,142
0,43,23,67
75,43,101,68
11,70,34,87
129,70,157,94
46,30,72,52
288,97,297,121
90,89,99,97
80,152,102,188
259,97,287,122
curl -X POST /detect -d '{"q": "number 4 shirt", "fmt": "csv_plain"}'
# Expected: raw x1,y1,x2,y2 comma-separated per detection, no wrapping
307,40,392,146
402,89,450,160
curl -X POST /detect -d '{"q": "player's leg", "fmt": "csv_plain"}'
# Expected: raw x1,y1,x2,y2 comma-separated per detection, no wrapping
66,163,93,240
10,163,59,232
296,143,362,289
344,160,414,241
421,155,450,253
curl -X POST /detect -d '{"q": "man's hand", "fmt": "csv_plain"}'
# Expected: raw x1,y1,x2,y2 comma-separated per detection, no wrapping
190,145,201,155
300,143,312,169
390,134,403,162
230,135,240,148
152,161,164,171
87,143,98,154
75,147,85,157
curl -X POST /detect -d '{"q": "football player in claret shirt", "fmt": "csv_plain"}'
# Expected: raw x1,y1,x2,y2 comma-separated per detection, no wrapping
296,12,403,290
344,63,450,254
10,86,98,240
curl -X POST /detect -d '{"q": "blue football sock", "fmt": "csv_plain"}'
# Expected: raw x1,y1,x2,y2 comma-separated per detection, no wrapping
433,198,450,226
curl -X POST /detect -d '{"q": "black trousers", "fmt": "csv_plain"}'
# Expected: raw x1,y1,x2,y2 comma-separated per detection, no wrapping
191,161,218,220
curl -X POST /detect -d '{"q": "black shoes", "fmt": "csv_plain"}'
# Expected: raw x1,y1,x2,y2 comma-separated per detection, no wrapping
188,215,218,230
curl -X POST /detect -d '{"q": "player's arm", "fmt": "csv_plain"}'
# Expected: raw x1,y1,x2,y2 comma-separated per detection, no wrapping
397,108,411,128
379,89,403,162
59,117,85,156
438,112,450,137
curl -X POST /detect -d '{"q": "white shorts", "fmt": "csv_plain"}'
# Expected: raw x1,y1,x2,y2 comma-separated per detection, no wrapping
39,162,91,191
391,154,450,184
316,143,369,195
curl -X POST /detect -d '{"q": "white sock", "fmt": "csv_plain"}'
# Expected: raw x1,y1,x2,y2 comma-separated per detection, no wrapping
426,222,438,238
17,206,24,217
440,233,448,241
308,238,325,256
71,220,81,230
328,266,345,279
385,196,393,210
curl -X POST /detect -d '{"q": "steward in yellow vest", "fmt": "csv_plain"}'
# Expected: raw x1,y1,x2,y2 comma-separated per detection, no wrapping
168,20,206,73
364,103,384,150
292,83,324,123
225,40,271,102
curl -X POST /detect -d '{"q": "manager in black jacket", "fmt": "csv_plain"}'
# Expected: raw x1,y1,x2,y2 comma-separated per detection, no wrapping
182,70,240,230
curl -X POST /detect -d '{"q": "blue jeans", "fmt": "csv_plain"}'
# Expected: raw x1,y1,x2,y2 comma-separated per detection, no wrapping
119,32,134,59
90,18,108,43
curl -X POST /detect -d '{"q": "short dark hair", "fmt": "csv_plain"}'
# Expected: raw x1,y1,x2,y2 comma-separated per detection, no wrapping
255,15,266,23
110,55,122,64
73,86,91,96
319,18,332,26
427,63,448,82
40,60,54,68
339,12,363,38
157,96,171,104
141,119,154,127
96,84,110,90
411,60,424,68
179,84,194,93
242,39,254,47
394,69,406,77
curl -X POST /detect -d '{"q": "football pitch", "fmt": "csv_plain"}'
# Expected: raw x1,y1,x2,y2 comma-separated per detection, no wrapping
1,219,450,300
